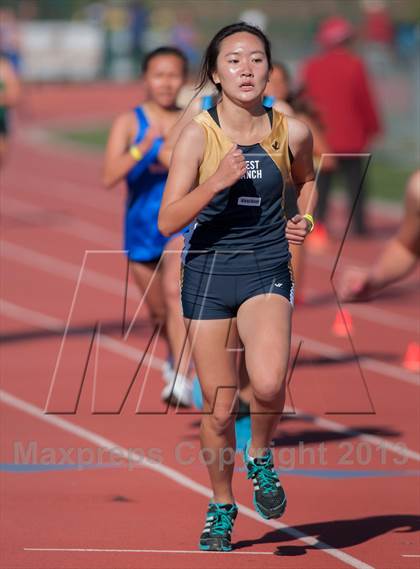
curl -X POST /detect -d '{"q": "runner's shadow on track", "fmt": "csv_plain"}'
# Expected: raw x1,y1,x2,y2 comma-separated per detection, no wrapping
185,425,400,447
233,515,420,553
188,414,299,430
293,352,397,367
364,282,420,301
271,425,400,448
0,320,152,345
183,415,402,447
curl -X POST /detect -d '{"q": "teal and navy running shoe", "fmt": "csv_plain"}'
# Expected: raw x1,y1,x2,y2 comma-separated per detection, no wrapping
199,502,238,551
243,440,287,519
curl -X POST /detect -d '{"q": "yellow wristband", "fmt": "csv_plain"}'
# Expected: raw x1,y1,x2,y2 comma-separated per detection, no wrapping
129,145,143,161
303,213,315,233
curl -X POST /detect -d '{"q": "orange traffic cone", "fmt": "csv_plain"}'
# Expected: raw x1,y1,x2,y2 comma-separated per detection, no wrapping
306,223,329,253
402,342,420,372
332,309,353,337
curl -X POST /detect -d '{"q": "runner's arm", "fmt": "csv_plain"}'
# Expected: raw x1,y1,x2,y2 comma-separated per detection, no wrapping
102,112,159,188
288,116,316,215
159,121,246,236
158,121,213,236
284,117,317,244
340,170,420,301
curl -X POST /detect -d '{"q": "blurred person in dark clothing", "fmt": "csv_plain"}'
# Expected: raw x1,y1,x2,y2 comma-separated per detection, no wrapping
302,16,381,236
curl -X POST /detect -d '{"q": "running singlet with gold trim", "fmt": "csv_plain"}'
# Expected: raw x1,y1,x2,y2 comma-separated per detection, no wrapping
182,106,291,274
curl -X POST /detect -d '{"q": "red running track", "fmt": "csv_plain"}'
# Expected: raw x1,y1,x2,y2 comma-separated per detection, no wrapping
0,84,419,569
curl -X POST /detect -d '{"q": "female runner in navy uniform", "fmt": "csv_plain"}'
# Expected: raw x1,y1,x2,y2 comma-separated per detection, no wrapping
103,47,193,406
159,23,316,551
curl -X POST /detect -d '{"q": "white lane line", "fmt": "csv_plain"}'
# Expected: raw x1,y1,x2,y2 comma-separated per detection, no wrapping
24,547,273,555
1,241,139,300
293,334,419,387
339,303,418,334
1,390,373,569
2,297,419,464
401,554,420,557
305,286,418,334
5,176,121,215
1,299,64,330
3,196,120,248
0,299,165,374
293,410,420,462
2,240,418,388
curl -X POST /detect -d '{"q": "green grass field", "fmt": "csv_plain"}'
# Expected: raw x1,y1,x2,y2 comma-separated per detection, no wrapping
54,126,411,202
56,127,110,148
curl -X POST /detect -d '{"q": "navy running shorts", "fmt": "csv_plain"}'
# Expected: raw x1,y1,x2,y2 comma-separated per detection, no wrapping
181,262,294,320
